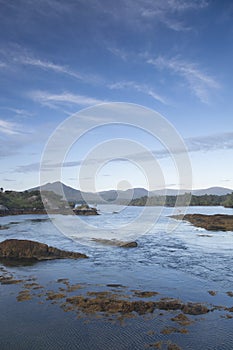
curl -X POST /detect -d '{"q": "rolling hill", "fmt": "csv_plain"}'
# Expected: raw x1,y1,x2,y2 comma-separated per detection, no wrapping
29,182,233,204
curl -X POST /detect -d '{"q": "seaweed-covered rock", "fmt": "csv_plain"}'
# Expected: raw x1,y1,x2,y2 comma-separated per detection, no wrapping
170,214,233,231
0,239,88,261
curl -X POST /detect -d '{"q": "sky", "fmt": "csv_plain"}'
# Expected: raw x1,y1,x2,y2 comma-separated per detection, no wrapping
0,0,233,192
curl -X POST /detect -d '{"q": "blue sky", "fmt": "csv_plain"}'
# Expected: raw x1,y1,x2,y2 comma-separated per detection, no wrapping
0,0,233,191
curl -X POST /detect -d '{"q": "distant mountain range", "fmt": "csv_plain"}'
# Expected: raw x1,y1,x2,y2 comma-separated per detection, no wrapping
29,181,233,204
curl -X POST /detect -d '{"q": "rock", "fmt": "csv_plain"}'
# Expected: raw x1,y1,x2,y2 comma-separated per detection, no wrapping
0,239,88,261
167,343,182,350
133,290,159,298
170,214,233,231
171,313,193,326
121,241,138,248
91,238,138,248
73,204,99,216
64,292,209,317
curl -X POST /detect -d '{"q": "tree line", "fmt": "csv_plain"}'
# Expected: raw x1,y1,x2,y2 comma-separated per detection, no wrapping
129,193,233,208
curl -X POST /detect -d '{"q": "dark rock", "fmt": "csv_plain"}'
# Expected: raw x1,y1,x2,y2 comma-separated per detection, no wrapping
0,239,88,261
170,214,233,231
181,302,209,315
107,284,125,288
73,204,99,216
121,241,138,248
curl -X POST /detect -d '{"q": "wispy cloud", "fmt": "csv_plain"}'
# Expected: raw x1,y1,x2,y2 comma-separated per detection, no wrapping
14,160,83,174
108,47,129,61
3,178,16,182
0,0,75,19
109,81,167,104
29,90,107,108
139,0,208,31
147,56,220,103
186,132,233,153
92,0,209,32
13,130,233,174
0,107,34,120
19,56,85,80
0,119,20,135
14,162,40,174
0,45,102,85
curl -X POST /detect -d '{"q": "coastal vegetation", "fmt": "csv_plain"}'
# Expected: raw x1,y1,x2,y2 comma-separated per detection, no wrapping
1,188,233,215
129,193,233,208
0,190,44,210
0,189,69,215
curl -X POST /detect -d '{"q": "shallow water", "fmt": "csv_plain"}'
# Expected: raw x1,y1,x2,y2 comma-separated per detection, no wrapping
1,206,233,349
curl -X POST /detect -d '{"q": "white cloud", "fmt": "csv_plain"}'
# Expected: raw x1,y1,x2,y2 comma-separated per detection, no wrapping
186,132,233,152
147,56,220,103
30,90,107,108
0,119,20,135
109,81,167,104
0,107,34,119
108,47,129,61
0,45,102,85
11,130,233,174
91,0,209,32
20,56,84,80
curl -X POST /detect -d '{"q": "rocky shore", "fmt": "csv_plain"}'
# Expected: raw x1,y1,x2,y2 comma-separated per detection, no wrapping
73,204,99,215
0,208,47,217
171,214,233,231
0,239,88,261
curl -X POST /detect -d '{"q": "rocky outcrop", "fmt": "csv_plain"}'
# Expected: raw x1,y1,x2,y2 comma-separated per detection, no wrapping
91,238,138,248
73,204,99,216
171,214,233,231
0,239,88,261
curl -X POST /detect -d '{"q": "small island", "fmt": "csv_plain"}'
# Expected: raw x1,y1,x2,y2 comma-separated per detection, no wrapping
73,204,99,216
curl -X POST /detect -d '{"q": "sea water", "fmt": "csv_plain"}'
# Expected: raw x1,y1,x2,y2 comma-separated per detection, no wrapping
0,206,233,349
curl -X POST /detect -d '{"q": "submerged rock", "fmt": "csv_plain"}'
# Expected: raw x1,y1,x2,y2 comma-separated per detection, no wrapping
91,238,138,248
64,293,209,316
0,239,88,261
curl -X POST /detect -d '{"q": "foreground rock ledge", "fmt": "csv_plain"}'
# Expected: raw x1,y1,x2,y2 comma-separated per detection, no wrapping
0,239,88,261
170,214,233,231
